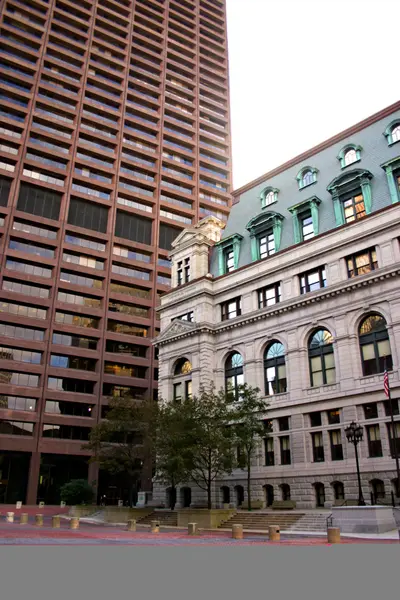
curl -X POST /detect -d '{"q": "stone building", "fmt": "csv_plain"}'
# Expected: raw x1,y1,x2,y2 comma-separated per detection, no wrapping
154,101,400,509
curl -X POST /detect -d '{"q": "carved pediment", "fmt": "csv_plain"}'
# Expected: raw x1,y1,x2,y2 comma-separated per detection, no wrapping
154,319,196,344
245,210,284,235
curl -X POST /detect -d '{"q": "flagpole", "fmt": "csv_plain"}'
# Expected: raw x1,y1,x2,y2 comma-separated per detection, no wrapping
384,361,400,502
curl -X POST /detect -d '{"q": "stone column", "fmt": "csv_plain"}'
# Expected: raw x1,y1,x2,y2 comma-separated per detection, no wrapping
26,452,40,506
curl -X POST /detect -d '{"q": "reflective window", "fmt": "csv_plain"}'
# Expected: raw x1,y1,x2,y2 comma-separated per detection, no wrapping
264,342,287,396
65,234,106,252
50,354,96,371
0,322,44,341
366,425,383,458
342,193,365,223
109,282,151,299
0,420,34,436
6,259,52,278
258,231,275,259
300,266,326,294
225,352,244,401
47,377,95,394
52,332,97,350
2,279,49,298
346,248,377,278
224,247,234,273
0,301,46,320
0,395,36,411
359,314,392,376
301,213,314,241
0,371,39,387
54,312,99,329
63,252,104,270
258,283,281,309
60,271,103,289
13,220,57,239
107,320,148,337
221,297,241,321
308,329,335,387
9,239,55,258
0,346,41,364
104,363,147,378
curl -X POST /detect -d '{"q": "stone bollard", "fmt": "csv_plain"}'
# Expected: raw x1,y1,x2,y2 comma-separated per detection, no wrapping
52,515,61,529
70,517,79,530
6,512,14,523
20,513,29,525
327,527,341,544
232,524,243,540
150,520,160,533
188,522,198,536
35,514,44,527
269,525,280,542
127,519,136,532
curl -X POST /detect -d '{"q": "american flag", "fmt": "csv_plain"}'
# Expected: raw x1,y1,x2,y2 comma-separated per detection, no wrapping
383,370,389,397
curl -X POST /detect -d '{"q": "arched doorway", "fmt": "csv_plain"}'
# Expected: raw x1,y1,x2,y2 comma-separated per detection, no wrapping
370,479,385,504
314,482,325,507
280,483,290,501
234,485,244,507
392,478,399,499
180,487,191,508
332,481,345,502
221,486,230,505
166,487,177,510
264,484,274,507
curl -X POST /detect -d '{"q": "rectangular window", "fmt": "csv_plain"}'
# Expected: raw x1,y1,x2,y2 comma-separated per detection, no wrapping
387,423,400,458
258,230,275,259
346,248,377,278
50,355,96,371
115,210,152,245
47,377,95,394
0,301,46,320
109,282,151,299
65,234,106,252
185,380,192,399
105,341,147,358
9,239,55,259
108,301,149,318
221,297,241,321
44,401,94,418
0,371,39,387
42,424,91,440
363,403,378,420
107,320,148,337
177,260,183,286
280,436,291,465
0,420,34,436
173,382,182,402
6,259,52,279
0,396,36,412
57,291,101,309
327,409,340,425
330,430,343,461
68,198,108,233
257,282,281,309
54,312,99,329
17,183,61,220
0,176,12,207
184,257,190,283
13,221,57,240
278,416,290,431
384,399,399,417
301,211,314,241
0,346,41,364
104,363,147,378
173,312,194,323
0,322,44,341
309,411,322,427
342,192,365,223
52,332,97,351
159,223,181,251
312,432,325,462
264,437,274,466
63,252,104,270
300,266,326,294
60,271,103,290
1,279,50,299
224,247,234,273
366,425,383,458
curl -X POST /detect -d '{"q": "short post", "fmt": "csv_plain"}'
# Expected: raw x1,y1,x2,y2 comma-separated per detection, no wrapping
70,517,79,530
127,519,136,532
232,524,243,540
150,520,160,533
6,512,14,523
188,522,198,536
327,527,341,544
269,525,280,542
35,514,44,527
52,515,61,529
19,513,29,525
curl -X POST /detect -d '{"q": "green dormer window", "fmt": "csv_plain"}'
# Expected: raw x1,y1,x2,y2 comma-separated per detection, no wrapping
337,144,362,169
246,211,284,262
296,166,318,190
384,120,400,145
327,169,373,227
260,186,279,208
288,196,321,244
215,233,243,275
381,156,400,204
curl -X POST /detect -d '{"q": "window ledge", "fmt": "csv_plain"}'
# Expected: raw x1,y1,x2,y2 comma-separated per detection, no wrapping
388,139,400,147
341,158,361,170
359,372,394,386
305,383,339,395
299,180,317,191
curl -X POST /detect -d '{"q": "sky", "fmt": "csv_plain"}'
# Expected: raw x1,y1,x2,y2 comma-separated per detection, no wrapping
226,0,400,190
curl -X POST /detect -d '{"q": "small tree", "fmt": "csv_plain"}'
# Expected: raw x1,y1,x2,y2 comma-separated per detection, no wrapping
60,479,94,505
180,385,236,509
232,384,270,511
154,400,190,509
84,396,157,507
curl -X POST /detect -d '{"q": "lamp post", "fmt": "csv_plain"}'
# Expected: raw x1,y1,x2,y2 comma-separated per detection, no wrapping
345,421,366,506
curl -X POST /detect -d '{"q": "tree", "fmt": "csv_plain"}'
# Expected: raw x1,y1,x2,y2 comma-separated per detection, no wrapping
84,396,157,507
179,385,236,510
232,384,270,511
60,479,94,505
154,400,191,510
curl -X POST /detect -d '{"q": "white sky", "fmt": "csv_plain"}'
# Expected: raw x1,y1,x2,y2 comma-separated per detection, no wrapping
227,0,400,190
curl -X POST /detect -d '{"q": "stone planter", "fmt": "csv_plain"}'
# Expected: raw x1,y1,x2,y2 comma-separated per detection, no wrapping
177,509,236,529
331,506,397,534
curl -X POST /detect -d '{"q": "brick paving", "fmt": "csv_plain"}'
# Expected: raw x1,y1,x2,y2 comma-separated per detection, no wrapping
0,520,398,546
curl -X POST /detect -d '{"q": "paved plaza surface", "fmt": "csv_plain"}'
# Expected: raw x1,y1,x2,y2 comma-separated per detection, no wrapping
0,519,398,546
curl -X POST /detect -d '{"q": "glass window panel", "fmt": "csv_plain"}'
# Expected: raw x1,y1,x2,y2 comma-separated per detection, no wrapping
377,340,391,357
324,353,335,368
311,356,322,372
313,371,324,387
325,369,336,384
362,344,375,360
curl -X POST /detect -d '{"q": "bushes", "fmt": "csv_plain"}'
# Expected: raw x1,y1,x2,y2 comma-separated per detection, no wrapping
60,479,94,505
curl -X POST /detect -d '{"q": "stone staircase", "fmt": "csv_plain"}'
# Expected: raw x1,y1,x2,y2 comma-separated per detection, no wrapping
137,510,178,527
218,511,304,532
287,513,329,532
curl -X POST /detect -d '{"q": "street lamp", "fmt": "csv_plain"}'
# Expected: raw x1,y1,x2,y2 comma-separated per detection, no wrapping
345,421,366,506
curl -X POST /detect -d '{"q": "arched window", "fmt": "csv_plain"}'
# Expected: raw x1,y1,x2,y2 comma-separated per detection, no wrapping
337,144,362,169
308,329,335,387
359,314,392,376
280,483,291,501
265,191,275,206
344,148,357,166
314,482,325,507
296,166,318,190
392,124,400,143
225,352,244,400
370,479,385,503
302,169,314,187
384,120,400,145
264,341,287,395
173,357,192,402
332,481,345,501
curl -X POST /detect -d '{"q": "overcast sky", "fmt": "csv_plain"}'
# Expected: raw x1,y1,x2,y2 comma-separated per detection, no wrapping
227,0,400,189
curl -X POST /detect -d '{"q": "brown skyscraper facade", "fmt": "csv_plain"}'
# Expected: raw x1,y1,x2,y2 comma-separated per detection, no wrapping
0,0,232,505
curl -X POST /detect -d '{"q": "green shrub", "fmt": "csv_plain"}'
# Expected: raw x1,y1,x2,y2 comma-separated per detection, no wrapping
60,479,94,505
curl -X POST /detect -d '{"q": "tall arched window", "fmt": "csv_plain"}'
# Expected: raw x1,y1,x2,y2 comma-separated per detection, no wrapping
302,169,313,187
359,314,392,376
173,357,192,402
225,352,244,400
392,125,400,143
264,341,287,395
308,329,335,387
344,148,357,166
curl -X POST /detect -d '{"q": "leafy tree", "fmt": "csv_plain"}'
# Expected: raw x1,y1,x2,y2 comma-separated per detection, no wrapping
60,479,94,505
154,400,191,510
84,396,157,507
232,384,270,511
179,385,236,510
